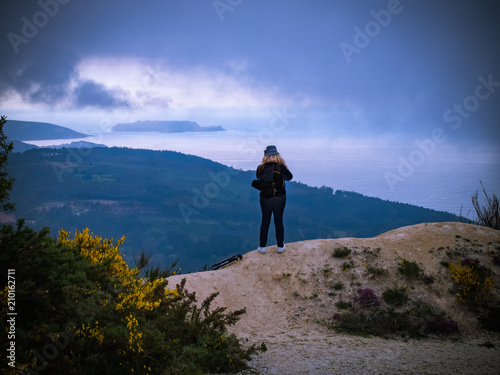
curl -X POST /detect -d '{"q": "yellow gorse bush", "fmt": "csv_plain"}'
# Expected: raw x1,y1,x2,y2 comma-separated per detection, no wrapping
57,228,179,353
58,228,178,310
77,322,105,344
125,313,143,353
59,228,136,280
115,278,179,311
449,260,495,304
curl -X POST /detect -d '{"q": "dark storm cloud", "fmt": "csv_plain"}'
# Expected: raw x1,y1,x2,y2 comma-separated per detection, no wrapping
0,48,77,105
0,0,218,106
0,0,78,104
73,80,130,109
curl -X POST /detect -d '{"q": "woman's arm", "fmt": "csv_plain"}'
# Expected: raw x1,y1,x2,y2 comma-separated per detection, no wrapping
280,164,293,181
256,164,264,178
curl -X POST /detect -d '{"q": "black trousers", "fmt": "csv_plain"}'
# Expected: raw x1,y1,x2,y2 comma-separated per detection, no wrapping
259,195,286,248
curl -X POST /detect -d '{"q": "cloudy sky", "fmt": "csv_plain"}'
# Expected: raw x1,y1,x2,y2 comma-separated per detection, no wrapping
1,0,499,146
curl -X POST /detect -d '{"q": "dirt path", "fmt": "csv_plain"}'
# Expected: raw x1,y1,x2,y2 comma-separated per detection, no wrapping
240,327,499,374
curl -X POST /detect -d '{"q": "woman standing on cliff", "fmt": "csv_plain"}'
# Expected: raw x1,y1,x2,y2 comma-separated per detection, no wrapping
253,145,293,254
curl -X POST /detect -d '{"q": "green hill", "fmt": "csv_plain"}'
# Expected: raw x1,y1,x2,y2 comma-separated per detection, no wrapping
6,147,461,272
4,120,90,141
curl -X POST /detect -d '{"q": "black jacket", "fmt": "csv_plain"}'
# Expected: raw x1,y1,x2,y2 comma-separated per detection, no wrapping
256,162,293,198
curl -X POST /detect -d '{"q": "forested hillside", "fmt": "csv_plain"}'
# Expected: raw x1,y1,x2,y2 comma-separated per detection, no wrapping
7,147,460,272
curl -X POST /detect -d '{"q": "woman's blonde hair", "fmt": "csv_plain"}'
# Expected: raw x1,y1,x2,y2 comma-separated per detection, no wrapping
261,153,287,166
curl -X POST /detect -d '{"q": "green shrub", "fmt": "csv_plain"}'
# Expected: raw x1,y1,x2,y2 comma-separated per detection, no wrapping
335,301,352,310
341,260,355,271
382,287,409,306
472,182,500,230
333,282,345,290
493,255,500,267
398,259,422,279
478,305,500,332
322,265,333,277
422,274,435,284
366,264,389,277
333,247,351,258
329,286,458,338
331,304,458,338
440,260,450,268
332,308,416,337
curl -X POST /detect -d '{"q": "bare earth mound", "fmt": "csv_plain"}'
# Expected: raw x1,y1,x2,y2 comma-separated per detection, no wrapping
167,222,500,374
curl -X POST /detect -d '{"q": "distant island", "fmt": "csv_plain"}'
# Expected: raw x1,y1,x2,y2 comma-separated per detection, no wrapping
111,120,225,133
4,120,90,141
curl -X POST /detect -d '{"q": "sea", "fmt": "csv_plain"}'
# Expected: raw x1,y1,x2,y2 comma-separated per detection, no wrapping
26,129,500,218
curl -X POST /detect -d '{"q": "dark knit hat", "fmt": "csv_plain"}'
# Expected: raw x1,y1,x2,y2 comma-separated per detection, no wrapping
264,145,279,156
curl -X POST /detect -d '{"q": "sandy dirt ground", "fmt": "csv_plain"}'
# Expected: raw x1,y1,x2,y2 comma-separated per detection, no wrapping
167,222,500,374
